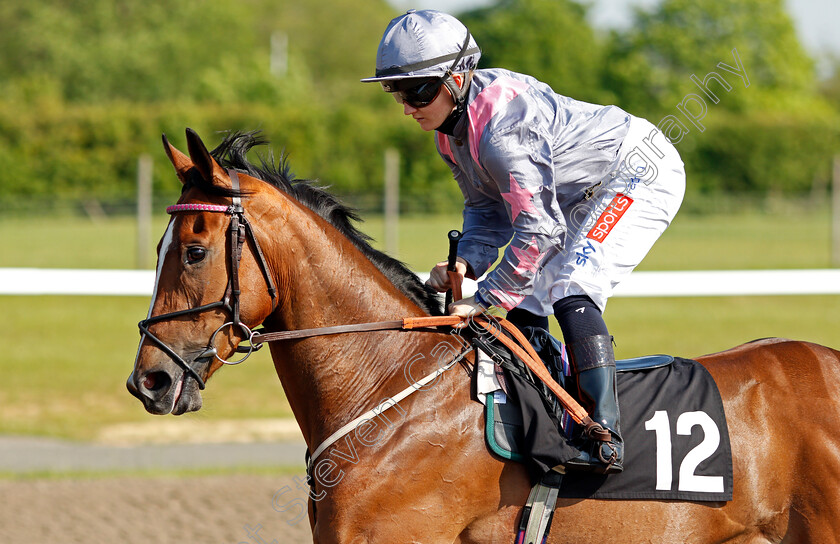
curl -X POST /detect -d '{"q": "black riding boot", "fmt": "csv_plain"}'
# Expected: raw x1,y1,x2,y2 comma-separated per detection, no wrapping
564,334,624,474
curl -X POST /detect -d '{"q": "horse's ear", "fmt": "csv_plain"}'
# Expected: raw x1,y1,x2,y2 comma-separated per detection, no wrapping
162,134,193,185
185,128,227,186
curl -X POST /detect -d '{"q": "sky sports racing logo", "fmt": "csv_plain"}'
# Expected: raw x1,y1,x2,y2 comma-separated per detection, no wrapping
586,193,633,243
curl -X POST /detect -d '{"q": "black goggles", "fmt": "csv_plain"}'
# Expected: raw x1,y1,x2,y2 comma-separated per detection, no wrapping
381,78,444,108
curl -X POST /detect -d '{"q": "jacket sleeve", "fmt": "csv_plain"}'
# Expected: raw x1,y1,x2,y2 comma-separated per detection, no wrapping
435,135,513,278
460,202,513,278
475,120,566,311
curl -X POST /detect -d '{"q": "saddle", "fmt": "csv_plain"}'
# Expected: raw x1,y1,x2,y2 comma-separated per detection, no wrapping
470,325,733,543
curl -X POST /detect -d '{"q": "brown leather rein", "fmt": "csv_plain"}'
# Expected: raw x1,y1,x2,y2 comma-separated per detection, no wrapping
250,316,458,342
251,314,594,428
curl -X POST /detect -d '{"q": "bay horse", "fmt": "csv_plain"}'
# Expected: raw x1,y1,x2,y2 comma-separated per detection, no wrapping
127,129,840,543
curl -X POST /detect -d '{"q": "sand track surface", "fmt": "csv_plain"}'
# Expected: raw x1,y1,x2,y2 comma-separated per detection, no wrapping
0,474,314,543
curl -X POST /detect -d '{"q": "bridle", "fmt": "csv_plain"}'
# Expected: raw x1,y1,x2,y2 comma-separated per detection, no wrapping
137,169,278,390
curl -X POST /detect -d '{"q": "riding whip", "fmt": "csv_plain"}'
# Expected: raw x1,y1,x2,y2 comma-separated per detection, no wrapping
444,229,463,308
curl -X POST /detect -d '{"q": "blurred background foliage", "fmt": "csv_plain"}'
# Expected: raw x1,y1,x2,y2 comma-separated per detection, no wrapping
0,0,837,215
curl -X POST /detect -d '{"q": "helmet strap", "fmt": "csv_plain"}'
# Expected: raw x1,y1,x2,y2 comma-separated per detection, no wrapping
444,69,474,109
444,31,472,78
437,70,474,134
441,30,475,110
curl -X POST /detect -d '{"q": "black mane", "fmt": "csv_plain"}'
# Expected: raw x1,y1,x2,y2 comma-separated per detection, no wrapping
191,131,444,316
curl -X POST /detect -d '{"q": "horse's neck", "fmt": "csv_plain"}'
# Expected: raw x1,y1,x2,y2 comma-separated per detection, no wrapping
270,202,426,331
264,200,434,448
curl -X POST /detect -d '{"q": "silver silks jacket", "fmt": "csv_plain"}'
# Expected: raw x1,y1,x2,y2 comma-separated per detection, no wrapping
435,68,631,311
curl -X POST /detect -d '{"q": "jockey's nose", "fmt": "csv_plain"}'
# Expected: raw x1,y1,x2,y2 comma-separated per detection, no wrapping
403,101,418,115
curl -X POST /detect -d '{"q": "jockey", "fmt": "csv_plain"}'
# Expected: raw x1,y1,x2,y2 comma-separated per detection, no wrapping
362,9,686,474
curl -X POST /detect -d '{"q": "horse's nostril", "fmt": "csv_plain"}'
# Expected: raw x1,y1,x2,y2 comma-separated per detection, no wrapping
143,371,171,392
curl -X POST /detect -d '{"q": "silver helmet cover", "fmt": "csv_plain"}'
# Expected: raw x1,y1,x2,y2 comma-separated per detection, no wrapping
361,10,480,83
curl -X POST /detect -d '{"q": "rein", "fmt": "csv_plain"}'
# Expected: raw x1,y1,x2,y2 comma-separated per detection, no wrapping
249,315,463,342
295,312,604,477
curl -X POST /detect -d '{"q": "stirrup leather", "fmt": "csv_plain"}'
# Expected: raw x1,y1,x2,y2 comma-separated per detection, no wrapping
518,470,563,544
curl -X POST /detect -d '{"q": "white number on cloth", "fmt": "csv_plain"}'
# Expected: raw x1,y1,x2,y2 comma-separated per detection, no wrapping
644,410,724,493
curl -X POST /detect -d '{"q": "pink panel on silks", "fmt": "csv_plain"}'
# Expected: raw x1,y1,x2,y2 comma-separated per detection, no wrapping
468,77,530,165
436,131,456,165
487,288,526,311
511,236,547,276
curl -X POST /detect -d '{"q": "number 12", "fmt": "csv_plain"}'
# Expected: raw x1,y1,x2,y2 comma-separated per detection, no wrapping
644,410,724,493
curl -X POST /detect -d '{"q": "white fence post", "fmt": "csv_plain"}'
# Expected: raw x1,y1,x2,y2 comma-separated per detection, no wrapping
384,148,400,257
832,155,840,268
136,154,153,270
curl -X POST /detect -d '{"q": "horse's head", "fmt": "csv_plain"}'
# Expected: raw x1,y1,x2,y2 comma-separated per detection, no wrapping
127,129,279,415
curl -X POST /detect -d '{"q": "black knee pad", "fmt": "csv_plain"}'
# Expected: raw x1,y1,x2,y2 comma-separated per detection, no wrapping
552,295,609,345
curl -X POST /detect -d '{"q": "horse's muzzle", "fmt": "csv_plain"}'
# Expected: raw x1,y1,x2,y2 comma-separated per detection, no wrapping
126,366,203,416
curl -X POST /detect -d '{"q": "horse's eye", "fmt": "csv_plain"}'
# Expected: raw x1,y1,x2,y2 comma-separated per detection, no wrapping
186,247,206,264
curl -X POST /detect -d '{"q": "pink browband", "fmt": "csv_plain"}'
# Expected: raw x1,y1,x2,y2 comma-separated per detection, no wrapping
166,203,231,214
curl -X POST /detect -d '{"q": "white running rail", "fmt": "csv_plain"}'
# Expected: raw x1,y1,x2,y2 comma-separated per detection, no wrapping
1,268,839,297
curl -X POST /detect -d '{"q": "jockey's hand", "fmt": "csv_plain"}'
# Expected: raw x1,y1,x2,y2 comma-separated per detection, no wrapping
426,258,468,293
448,295,487,326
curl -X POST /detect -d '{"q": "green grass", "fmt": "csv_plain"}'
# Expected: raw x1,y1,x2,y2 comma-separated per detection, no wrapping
1,210,838,440
0,214,170,269
2,293,836,441
2,295,291,440
603,295,839,359
637,210,836,271
1,205,834,271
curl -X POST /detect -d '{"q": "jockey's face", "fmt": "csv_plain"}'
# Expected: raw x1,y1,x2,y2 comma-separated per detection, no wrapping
401,73,463,132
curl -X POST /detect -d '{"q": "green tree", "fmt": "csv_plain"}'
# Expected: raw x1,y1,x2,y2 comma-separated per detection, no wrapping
598,0,840,201
604,0,827,116
0,1,252,102
459,0,609,104
260,0,395,97
0,0,392,104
